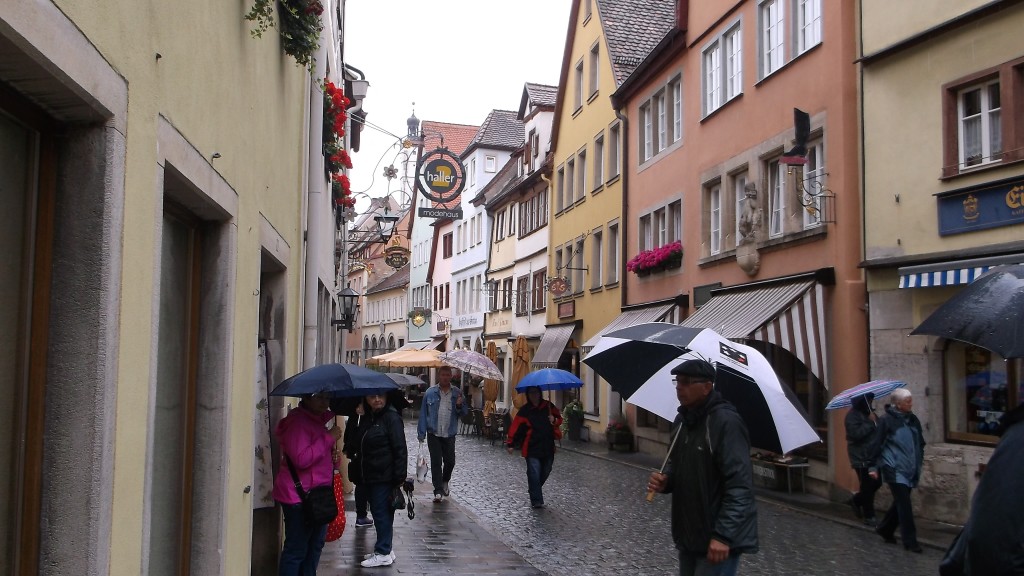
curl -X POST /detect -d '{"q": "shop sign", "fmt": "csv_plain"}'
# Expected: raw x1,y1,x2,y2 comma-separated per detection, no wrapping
416,148,466,220
938,176,1024,236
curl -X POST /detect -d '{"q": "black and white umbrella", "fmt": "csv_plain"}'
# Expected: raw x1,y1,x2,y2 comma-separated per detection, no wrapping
583,323,820,454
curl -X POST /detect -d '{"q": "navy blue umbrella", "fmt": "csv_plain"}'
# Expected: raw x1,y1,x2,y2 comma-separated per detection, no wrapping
270,363,399,398
514,368,584,392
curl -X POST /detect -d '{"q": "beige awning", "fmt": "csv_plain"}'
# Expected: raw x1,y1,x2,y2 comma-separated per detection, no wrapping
681,279,829,386
423,337,446,350
531,323,576,368
581,303,675,353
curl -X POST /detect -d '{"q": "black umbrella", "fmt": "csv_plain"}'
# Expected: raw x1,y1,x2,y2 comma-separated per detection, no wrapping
270,363,399,398
911,264,1024,358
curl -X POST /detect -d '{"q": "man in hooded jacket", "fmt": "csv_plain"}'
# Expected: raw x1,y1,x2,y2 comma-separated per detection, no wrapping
648,359,758,576
845,392,881,525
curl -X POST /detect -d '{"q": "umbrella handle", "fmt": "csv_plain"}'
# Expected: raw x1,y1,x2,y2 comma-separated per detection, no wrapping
647,425,682,504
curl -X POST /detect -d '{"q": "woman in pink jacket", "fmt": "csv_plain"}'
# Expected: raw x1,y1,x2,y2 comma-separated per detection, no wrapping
273,393,342,575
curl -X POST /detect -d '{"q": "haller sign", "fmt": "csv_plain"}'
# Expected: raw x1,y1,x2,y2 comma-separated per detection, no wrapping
416,147,466,220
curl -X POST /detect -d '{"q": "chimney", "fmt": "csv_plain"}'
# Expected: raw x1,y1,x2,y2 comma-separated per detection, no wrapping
675,0,689,33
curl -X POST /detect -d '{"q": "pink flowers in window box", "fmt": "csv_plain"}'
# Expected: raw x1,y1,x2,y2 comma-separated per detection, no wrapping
626,241,682,275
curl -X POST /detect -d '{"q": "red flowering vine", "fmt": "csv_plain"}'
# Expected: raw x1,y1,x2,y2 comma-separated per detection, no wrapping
323,80,354,208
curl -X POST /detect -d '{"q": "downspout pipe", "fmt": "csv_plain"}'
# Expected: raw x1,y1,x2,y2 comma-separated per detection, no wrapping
303,39,328,370
614,108,630,310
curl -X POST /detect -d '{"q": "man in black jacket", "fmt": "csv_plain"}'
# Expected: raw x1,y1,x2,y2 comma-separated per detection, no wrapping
845,393,881,526
648,359,758,576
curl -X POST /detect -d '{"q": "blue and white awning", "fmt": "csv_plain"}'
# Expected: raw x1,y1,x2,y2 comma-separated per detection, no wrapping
898,254,1023,289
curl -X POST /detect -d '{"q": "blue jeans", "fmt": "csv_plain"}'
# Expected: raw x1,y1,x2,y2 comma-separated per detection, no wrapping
526,455,553,506
278,502,327,576
679,551,741,576
367,482,396,555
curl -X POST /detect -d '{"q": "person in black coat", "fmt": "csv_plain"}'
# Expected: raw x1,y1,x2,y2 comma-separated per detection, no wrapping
845,392,881,526
647,359,758,576
356,393,408,568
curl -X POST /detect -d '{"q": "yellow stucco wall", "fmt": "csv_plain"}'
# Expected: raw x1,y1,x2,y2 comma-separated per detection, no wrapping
55,0,310,572
863,3,1024,259
860,0,991,55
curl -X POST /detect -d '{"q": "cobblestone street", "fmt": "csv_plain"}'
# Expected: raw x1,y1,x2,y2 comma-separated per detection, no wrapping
320,422,946,575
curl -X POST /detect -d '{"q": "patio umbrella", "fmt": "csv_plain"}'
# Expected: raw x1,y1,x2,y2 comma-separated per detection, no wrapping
514,368,584,392
584,322,820,454
509,335,531,414
270,363,399,398
438,349,504,381
911,264,1024,359
482,341,500,418
825,379,906,410
369,348,443,368
383,372,426,386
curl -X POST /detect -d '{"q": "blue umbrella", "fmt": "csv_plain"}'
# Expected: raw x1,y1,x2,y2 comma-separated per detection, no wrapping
514,368,583,392
825,379,906,410
270,363,399,398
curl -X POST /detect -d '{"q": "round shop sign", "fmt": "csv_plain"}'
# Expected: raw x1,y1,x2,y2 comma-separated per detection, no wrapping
416,148,466,204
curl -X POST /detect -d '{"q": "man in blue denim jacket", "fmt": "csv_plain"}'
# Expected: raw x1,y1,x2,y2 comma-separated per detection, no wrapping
417,366,468,502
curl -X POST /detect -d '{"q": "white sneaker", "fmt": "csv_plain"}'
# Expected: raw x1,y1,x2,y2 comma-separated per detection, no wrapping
361,553,394,567
432,493,443,503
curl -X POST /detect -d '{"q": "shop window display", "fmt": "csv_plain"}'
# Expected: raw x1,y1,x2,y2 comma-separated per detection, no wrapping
946,343,1022,443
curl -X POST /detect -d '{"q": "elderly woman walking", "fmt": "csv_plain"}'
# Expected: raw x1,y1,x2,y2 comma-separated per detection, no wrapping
356,392,408,568
870,388,926,553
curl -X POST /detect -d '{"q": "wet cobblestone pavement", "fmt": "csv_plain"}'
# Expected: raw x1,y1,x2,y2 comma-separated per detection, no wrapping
319,422,946,575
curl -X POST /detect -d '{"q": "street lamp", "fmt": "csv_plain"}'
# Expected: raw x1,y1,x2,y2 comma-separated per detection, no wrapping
374,209,400,244
333,285,360,332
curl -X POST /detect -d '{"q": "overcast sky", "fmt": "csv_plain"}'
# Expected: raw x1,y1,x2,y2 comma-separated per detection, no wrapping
344,0,572,208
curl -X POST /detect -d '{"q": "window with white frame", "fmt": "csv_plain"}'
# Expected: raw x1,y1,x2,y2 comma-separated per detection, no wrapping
607,222,620,284
709,184,722,254
591,229,603,289
589,43,600,96
767,158,785,237
668,200,682,243
640,102,653,161
508,204,516,236
501,277,513,310
566,158,576,204
477,213,484,244
670,77,682,142
573,239,585,293
556,166,565,212
532,270,547,311
703,23,741,117
495,210,506,240
639,214,652,251
656,90,667,151
760,0,784,77
516,276,529,315
470,157,477,186
958,80,1002,169
485,155,496,172
609,122,622,178
653,207,668,247
488,280,499,311
803,140,825,229
574,59,584,110
703,40,722,114
796,0,821,55
594,132,605,188
577,148,587,197
725,25,742,99
732,170,748,246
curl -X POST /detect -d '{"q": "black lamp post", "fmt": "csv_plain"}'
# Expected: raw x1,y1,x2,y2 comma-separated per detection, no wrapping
333,285,360,331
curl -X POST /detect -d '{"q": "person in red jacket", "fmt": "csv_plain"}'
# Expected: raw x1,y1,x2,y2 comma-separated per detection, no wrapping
506,386,563,508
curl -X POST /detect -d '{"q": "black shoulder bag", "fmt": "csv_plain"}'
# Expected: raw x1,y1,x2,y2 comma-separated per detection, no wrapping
284,454,338,527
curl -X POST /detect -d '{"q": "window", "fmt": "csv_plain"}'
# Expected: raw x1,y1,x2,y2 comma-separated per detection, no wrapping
501,277,513,310
573,239,585,293
668,200,682,243
609,122,622,178
725,26,743,100
477,214,484,245
639,214,652,251
583,0,592,21
760,0,784,77
445,282,450,309
442,232,453,258
640,103,652,161
507,204,516,236
531,270,547,311
958,80,1002,169
709,185,722,255
703,41,722,114
607,222,620,284
594,132,605,188
589,43,600,96
485,155,496,172
732,171,749,246
577,148,587,197
796,0,821,54
653,207,668,247
945,343,1021,444
574,59,584,110
802,140,824,229
555,248,563,282
469,158,477,186
556,166,565,212
495,210,506,240
591,229,603,289
516,276,529,315
566,158,576,204
767,158,785,237
527,130,539,172
656,90,667,152
670,77,682,142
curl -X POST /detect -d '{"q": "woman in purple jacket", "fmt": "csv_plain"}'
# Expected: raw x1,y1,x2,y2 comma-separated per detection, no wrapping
272,393,342,575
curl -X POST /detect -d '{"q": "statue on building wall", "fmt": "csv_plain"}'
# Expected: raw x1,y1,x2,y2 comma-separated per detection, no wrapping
736,183,761,276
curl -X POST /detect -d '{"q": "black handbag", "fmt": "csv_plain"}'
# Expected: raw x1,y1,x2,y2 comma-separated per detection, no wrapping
285,455,338,526
391,486,406,511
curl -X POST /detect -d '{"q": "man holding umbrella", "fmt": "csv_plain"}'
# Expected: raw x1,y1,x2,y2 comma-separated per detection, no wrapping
647,359,758,576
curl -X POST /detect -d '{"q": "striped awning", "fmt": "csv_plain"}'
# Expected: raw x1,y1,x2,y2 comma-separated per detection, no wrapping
531,323,577,368
681,280,829,386
581,303,676,353
898,254,1023,288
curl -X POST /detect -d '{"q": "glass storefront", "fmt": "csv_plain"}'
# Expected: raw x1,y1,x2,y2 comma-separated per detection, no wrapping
946,342,1022,442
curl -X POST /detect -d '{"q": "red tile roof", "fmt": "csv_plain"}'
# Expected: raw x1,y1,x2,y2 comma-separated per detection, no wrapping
420,120,480,156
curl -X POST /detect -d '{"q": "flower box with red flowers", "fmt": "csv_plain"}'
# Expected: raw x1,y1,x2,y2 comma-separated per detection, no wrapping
625,241,682,276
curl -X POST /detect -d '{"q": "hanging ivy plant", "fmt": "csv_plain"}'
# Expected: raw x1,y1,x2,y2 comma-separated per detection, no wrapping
245,0,323,72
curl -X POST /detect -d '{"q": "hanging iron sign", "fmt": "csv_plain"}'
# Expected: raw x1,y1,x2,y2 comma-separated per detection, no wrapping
415,147,466,219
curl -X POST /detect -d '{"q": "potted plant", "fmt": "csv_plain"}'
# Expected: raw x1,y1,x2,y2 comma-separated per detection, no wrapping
245,0,324,71
625,241,683,276
561,400,584,441
606,419,633,452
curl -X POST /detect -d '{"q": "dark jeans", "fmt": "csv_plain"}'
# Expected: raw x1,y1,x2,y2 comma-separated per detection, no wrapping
878,482,918,548
526,455,554,506
427,433,456,495
367,482,396,555
679,551,741,576
354,482,368,517
853,466,882,519
278,502,327,576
